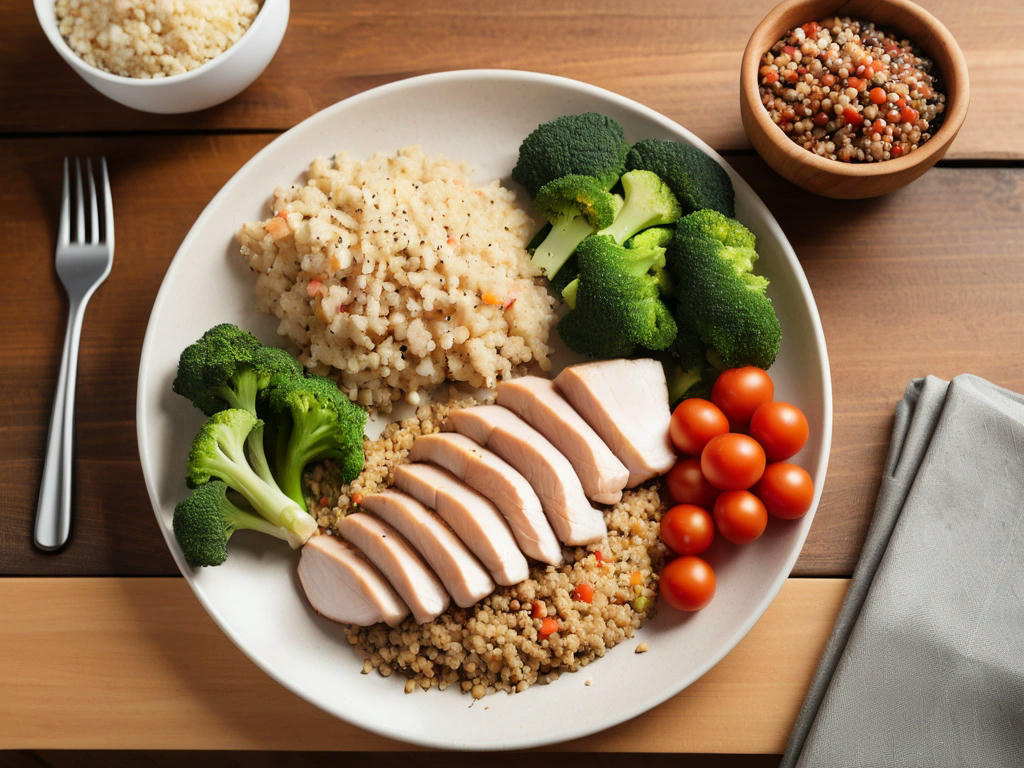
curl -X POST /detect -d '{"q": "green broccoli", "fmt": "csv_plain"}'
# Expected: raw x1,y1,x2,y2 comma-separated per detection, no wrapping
186,408,317,548
667,209,781,369
626,226,674,294
261,374,367,509
663,326,721,405
173,323,303,415
596,170,681,245
512,112,629,198
557,234,678,358
530,174,619,280
626,138,735,217
173,480,296,567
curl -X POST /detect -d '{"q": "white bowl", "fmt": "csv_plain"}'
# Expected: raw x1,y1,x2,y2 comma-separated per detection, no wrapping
34,0,289,114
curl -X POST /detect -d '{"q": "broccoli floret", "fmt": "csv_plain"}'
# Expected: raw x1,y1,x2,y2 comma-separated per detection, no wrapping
662,326,722,405
512,113,629,198
261,374,366,509
173,480,294,567
530,174,619,280
626,226,674,294
557,234,678,358
667,210,781,369
186,408,317,548
173,323,303,415
627,138,735,217
597,170,681,245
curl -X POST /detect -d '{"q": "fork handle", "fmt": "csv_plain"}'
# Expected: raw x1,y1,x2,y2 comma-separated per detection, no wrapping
34,300,85,551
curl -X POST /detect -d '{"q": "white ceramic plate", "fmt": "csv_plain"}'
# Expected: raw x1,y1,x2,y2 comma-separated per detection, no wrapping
137,69,832,750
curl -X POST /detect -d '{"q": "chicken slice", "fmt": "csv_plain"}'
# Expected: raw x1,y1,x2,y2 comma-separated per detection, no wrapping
297,534,409,627
336,512,450,624
554,358,676,487
496,375,629,505
447,405,607,546
360,490,494,608
409,432,563,565
392,463,530,586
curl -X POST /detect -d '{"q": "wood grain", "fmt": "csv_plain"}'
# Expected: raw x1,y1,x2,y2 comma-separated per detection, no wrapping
1,134,1022,576
0,577,846,752
2,0,1021,159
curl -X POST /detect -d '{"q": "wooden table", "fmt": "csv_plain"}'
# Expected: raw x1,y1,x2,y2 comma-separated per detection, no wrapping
2,0,1023,763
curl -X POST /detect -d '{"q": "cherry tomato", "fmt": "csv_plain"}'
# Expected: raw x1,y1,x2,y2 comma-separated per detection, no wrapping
749,401,810,460
670,398,729,455
660,556,716,612
713,491,768,544
757,462,814,520
711,367,774,428
701,433,766,490
665,458,719,508
661,504,714,555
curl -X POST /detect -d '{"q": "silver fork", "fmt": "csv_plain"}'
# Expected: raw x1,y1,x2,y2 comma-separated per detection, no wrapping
34,158,114,551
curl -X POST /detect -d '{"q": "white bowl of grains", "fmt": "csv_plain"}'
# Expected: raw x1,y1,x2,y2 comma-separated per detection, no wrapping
34,0,289,114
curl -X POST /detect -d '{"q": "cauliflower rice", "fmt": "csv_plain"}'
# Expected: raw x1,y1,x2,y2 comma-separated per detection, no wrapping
307,399,669,697
55,0,260,79
237,147,556,412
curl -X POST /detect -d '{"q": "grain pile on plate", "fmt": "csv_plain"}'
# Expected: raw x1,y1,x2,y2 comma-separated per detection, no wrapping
309,398,669,698
55,0,260,78
237,147,556,412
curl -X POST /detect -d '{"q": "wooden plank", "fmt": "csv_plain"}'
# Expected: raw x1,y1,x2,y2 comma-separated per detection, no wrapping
2,0,1020,159
2,134,1023,576
0,577,845,752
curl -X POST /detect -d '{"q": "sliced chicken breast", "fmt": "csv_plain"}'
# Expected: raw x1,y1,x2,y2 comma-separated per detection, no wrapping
448,405,607,546
297,534,409,627
360,490,494,608
336,512,450,624
554,359,676,487
496,376,629,505
409,432,563,566
393,463,530,586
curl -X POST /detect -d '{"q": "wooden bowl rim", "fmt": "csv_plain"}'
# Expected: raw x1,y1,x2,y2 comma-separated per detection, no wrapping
740,0,970,179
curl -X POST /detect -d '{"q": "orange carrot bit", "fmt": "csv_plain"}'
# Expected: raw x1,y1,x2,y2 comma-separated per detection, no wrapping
306,279,323,297
594,550,604,565
264,216,289,239
629,570,643,586
446,236,458,246
350,492,364,505
481,292,504,307
275,208,289,219
319,497,330,507
573,583,595,603
538,616,558,639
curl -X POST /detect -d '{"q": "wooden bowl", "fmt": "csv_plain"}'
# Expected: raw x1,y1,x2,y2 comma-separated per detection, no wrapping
740,0,969,198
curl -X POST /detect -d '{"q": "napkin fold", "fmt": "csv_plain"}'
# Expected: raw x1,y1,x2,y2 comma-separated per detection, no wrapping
782,374,1024,768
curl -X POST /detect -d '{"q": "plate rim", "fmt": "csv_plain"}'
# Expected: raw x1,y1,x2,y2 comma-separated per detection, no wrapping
136,67,833,750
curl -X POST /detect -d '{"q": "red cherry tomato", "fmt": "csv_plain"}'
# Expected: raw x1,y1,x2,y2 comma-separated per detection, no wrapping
659,556,716,612
661,504,714,556
701,433,766,490
713,490,768,544
665,458,720,508
670,398,729,455
749,401,810,460
711,367,774,428
757,462,814,519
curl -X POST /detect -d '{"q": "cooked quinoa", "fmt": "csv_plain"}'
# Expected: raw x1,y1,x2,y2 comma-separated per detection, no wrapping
237,147,556,413
759,17,945,162
55,0,260,79
308,398,669,697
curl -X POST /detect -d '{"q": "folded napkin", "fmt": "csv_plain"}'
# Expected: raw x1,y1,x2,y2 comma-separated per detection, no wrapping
782,374,1024,768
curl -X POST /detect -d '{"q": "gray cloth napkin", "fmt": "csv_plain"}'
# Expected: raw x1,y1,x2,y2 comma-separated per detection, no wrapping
781,374,1024,768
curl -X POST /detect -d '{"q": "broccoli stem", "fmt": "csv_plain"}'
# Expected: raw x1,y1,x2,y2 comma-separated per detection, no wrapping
224,502,295,542
204,445,316,548
599,206,653,245
561,278,579,309
277,413,338,509
213,368,261,414
531,215,595,279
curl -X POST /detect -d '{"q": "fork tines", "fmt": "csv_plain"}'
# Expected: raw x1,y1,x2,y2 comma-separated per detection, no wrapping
60,156,112,247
